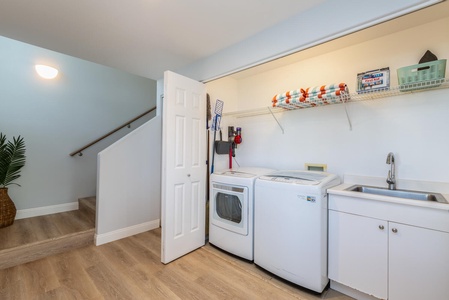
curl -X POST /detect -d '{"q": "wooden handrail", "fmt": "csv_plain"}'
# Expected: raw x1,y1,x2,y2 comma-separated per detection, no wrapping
70,106,157,156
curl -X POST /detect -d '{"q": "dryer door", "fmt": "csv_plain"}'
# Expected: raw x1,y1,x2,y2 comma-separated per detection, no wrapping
211,182,248,235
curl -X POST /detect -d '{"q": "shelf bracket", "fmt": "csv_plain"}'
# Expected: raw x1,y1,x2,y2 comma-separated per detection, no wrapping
343,99,353,131
268,107,285,134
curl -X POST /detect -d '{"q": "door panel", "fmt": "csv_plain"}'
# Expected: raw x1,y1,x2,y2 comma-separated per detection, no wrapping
191,181,200,230
161,71,207,264
174,183,185,237
174,116,185,168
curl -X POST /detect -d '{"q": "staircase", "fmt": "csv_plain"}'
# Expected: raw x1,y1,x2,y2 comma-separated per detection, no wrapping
0,197,96,270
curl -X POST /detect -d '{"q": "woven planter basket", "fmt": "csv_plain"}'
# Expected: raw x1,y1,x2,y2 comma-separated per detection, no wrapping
0,188,16,228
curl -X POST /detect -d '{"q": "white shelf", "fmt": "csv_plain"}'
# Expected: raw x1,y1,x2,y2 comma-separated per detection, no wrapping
351,78,448,101
223,78,449,119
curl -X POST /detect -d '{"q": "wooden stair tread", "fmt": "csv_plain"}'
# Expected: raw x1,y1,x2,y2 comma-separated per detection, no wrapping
0,229,94,269
0,197,96,269
79,196,96,211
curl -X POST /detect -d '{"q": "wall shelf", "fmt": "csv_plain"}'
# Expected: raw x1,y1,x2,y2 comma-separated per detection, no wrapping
223,78,449,119
351,78,448,101
222,78,449,133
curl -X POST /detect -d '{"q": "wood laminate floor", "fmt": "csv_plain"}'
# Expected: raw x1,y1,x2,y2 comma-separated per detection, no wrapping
0,228,352,300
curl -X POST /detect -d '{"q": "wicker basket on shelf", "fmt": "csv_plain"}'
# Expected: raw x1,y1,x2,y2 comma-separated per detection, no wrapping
0,188,17,228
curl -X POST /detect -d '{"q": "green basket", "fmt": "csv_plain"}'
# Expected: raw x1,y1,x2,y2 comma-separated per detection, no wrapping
397,59,446,91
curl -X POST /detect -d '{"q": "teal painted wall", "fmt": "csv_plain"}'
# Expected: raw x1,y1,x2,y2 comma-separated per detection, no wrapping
1,36,157,211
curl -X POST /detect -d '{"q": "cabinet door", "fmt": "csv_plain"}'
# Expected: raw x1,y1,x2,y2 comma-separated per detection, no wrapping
389,222,449,300
328,210,388,299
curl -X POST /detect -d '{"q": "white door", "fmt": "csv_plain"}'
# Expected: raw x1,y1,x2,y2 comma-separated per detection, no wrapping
161,71,207,264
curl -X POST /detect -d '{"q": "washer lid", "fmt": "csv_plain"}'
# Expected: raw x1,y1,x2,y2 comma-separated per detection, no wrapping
217,170,258,178
214,167,275,178
258,170,328,185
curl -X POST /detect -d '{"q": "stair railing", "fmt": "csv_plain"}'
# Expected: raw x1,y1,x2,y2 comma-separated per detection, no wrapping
69,106,157,157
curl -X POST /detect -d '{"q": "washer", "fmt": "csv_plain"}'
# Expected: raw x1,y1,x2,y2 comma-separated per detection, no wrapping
254,170,340,293
209,167,275,260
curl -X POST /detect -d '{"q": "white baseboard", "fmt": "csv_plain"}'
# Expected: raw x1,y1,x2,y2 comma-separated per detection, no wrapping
15,202,79,220
94,219,160,246
330,280,381,300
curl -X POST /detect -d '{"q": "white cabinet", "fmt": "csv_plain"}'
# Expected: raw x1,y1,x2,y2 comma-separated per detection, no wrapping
388,222,449,300
328,194,449,300
328,210,388,299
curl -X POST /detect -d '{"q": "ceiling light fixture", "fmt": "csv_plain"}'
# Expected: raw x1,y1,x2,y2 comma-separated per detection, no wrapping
35,64,59,79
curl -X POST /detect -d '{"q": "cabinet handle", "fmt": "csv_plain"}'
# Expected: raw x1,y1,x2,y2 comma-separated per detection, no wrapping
392,228,398,233
379,225,384,230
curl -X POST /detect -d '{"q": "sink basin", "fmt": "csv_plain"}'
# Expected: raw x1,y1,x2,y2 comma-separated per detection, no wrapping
345,185,448,204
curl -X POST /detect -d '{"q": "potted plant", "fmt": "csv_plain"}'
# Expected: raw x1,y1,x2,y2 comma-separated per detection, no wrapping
0,133,26,228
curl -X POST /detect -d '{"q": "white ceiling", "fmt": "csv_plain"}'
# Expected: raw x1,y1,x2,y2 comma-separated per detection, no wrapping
0,0,325,80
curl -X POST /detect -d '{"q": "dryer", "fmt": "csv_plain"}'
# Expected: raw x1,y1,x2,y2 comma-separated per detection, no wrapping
254,170,340,293
209,167,275,260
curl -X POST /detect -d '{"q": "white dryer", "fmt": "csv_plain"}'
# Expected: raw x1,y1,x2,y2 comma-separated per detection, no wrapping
254,170,340,293
209,167,275,260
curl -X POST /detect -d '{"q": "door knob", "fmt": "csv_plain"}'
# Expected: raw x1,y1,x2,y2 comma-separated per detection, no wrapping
379,225,384,230
392,228,398,233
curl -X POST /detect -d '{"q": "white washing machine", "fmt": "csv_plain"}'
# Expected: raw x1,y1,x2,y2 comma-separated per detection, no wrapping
254,170,340,293
209,167,275,260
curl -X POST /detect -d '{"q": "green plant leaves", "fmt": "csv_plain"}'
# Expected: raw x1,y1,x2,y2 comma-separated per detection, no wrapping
0,133,26,188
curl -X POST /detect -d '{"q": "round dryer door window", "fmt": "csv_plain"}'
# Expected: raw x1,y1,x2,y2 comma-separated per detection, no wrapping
211,183,248,235
216,192,242,223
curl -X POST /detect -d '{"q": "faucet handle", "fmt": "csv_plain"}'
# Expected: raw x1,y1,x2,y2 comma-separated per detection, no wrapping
386,170,394,184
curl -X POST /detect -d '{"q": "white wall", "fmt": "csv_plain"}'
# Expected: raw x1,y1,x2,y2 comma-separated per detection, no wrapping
96,116,161,245
0,36,157,212
206,16,449,184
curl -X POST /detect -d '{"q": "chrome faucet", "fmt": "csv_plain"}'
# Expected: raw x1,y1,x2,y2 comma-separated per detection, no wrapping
386,152,396,190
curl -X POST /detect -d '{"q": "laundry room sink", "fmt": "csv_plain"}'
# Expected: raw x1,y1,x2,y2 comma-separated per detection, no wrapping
345,185,448,204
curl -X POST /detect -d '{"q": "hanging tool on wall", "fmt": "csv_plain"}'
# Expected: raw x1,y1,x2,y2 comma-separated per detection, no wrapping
214,130,232,154
228,126,235,160
228,126,242,157
206,94,211,191
227,126,243,169
210,99,224,174
212,125,243,169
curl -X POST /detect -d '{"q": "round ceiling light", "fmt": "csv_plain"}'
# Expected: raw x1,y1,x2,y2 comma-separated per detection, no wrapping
35,64,59,79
